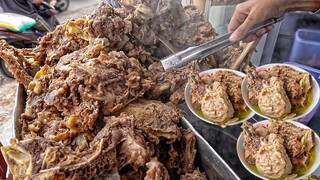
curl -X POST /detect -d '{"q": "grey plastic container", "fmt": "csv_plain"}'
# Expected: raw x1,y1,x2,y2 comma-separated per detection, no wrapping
290,28,320,69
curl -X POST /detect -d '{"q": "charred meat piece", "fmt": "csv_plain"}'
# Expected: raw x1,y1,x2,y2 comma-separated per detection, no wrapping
117,99,181,144
254,134,292,179
144,158,170,180
200,81,234,123
258,77,292,118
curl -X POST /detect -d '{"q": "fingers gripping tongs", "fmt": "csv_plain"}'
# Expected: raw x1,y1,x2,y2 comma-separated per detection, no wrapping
160,17,283,70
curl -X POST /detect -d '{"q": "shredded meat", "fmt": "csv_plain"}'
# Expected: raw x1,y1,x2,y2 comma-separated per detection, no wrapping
247,65,313,116
241,120,317,178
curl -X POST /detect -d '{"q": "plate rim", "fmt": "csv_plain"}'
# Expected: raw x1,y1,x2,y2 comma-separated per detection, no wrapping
184,68,255,126
241,63,320,121
236,119,320,180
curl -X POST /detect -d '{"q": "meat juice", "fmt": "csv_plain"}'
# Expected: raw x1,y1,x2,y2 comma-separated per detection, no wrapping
247,147,316,178
194,108,252,123
252,91,313,118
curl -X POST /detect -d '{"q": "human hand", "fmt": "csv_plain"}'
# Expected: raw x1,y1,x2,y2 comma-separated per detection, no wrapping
228,0,287,43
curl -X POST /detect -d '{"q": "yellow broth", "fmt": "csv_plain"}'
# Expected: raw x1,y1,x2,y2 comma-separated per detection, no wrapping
252,91,313,118
248,147,316,178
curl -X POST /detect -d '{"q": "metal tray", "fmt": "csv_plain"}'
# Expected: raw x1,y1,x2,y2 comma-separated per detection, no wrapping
11,84,239,180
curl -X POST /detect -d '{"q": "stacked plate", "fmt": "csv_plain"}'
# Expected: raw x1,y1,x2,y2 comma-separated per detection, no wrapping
184,63,320,179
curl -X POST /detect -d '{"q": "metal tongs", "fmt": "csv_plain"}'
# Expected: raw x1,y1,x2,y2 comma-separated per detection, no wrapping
161,17,284,70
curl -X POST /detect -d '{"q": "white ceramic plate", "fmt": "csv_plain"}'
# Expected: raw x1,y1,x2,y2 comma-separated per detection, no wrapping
241,63,320,121
237,120,320,180
184,68,255,126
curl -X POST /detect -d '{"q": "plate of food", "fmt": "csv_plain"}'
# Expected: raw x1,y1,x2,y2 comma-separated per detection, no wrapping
237,120,320,180
242,63,320,121
185,68,255,128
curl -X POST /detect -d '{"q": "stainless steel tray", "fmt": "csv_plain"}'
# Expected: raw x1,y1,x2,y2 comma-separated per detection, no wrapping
12,84,239,180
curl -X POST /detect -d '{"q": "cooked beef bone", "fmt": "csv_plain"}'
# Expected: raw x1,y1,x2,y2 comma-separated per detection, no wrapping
0,40,33,87
180,168,207,180
179,128,197,174
31,139,119,180
0,138,63,179
166,144,181,170
144,158,170,180
146,62,195,104
95,114,152,171
117,99,181,144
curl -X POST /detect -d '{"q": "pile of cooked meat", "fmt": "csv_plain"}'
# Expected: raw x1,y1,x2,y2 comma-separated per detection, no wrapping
2,100,207,179
0,0,257,179
242,120,317,179
247,65,313,118
190,70,249,126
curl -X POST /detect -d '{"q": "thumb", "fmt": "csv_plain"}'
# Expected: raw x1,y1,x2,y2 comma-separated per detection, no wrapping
229,15,257,42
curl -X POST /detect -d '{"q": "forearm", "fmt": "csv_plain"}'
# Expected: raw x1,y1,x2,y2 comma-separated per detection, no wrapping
284,0,320,13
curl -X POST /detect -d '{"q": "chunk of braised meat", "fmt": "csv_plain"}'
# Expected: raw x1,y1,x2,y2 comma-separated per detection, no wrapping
179,128,197,174
254,134,292,179
200,81,235,122
180,168,207,180
95,114,152,171
246,66,264,105
0,40,33,87
33,2,132,66
144,158,170,180
146,62,195,104
117,99,181,144
241,121,262,164
212,70,246,112
269,65,312,107
258,77,292,118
